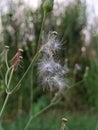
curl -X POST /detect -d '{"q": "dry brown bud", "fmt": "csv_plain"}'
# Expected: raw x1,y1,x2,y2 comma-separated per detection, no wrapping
10,49,23,70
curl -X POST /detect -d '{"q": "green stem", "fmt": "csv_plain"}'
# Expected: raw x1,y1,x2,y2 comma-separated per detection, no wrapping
69,79,84,89
24,103,53,130
29,66,33,116
0,68,14,118
5,50,9,70
7,68,14,89
5,67,12,87
0,93,10,118
37,11,46,50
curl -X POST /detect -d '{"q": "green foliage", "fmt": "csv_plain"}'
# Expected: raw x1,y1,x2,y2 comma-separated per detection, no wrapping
55,0,89,109
84,33,98,107
0,0,98,129
0,121,4,130
32,96,48,114
58,0,87,65
3,110,98,130
85,60,98,107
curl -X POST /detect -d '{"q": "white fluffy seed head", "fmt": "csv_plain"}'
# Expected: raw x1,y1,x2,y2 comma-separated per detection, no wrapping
51,75,66,90
38,57,56,76
53,41,61,52
44,40,61,55
48,31,58,42
43,31,61,56
41,76,53,90
38,31,69,91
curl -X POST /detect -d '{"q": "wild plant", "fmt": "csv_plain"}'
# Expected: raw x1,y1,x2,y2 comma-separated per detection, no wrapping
0,0,89,130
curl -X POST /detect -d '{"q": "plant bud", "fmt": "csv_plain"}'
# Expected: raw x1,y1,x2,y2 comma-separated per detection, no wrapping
43,0,54,13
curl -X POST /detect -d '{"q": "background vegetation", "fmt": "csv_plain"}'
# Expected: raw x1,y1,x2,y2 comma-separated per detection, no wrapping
0,0,98,129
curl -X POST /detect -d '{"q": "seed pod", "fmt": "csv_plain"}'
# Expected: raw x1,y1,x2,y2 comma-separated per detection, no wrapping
10,49,23,70
43,0,54,13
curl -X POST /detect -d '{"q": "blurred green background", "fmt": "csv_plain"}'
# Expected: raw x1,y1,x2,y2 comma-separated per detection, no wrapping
0,0,98,129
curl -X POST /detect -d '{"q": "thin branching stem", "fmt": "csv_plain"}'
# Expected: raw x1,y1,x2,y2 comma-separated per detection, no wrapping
7,68,14,89
24,97,61,130
24,103,53,130
0,93,10,118
0,68,14,118
11,48,42,94
29,66,33,116
5,50,9,70
37,11,46,50
0,46,43,118
5,67,12,87
69,79,84,89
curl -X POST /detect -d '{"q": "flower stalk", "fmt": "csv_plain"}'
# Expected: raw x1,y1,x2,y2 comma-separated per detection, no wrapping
0,67,14,118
